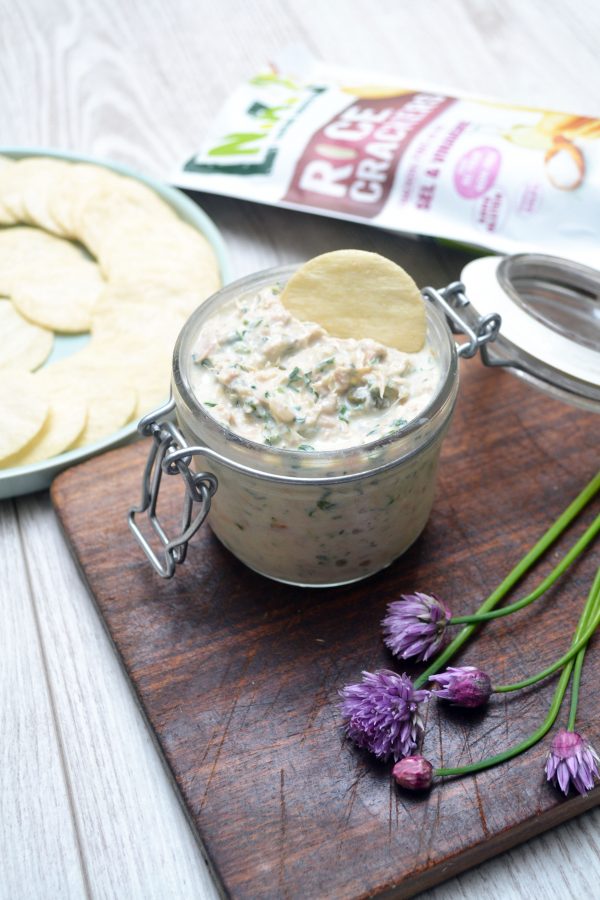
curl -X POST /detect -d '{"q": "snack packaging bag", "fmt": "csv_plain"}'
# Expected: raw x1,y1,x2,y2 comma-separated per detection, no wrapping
173,49,600,266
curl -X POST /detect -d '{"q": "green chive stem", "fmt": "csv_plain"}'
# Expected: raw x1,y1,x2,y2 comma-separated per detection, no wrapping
449,513,600,625
434,568,600,779
434,666,572,778
414,470,600,690
566,653,586,733
494,568,600,693
566,569,600,730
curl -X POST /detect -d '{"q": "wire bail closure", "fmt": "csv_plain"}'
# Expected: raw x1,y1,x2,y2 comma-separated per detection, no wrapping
128,282,502,579
128,397,218,578
423,281,502,359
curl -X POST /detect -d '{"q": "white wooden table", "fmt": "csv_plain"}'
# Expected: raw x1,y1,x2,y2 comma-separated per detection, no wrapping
2,2,600,897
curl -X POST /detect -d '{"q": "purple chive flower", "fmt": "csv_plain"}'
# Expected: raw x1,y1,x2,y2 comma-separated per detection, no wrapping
339,670,430,761
392,755,434,791
545,729,600,796
382,592,452,662
429,666,492,708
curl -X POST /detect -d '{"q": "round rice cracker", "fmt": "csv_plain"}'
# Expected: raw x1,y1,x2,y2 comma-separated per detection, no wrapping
88,277,221,420
10,252,105,332
76,180,178,259
87,303,184,417
46,163,119,237
47,163,173,242
110,263,221,299
85,340,172,417
67,340,172,419
0,300,54,371
0,226,68,292
0,157,67,224
44,354,137,446
137,279,219,316
0,226,104,317
20,158,75,236
90,283,187,341
122,253,221,300
8,369,87,465
131,356,172,417
92,281,215,320
93,343,172,418
0,156,18,225
280,249,427,353
98,214,220,286
0,368,49,464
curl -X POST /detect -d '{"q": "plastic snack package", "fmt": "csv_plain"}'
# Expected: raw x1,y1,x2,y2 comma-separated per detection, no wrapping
173,47,600,266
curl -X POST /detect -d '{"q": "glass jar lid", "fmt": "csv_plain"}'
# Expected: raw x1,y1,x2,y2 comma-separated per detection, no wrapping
459,253,600,411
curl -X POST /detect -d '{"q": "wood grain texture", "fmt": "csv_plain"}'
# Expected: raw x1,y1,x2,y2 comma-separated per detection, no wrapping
3,0,600,896
0,502,88,899
16,495,221,900
51,359,600,899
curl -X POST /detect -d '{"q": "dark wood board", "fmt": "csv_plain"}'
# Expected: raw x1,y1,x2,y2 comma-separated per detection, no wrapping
51,359,600,899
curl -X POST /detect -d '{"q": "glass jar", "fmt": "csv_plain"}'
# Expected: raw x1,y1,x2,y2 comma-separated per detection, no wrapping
130,253,598,586
138,264,457,588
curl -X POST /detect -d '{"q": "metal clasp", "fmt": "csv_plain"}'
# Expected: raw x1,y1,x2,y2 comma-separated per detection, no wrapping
128,397,218,578
423,281,501,359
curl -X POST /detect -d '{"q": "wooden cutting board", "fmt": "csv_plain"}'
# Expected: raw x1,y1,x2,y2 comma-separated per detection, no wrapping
51,359,600,899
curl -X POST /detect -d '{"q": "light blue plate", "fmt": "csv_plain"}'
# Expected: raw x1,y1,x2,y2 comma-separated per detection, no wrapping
0,147,232,499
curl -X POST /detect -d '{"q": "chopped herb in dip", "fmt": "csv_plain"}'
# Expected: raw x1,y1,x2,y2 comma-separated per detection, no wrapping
190,287,439,451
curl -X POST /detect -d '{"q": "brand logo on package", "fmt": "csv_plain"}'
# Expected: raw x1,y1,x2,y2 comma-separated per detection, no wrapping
184,74,325,176
284,93,454,217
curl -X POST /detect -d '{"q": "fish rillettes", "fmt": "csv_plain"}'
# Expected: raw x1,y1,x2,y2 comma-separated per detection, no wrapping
175,267,456,586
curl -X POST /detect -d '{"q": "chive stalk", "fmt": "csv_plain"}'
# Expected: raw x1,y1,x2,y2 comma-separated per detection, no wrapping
434,566,600,778
414,470,600,691
449,513,600,625
494,566,600,693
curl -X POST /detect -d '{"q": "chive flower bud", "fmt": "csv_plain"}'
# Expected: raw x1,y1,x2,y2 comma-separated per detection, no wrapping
382,592,452,662
392,755,434,791
339,669,430,761
429,666,492,708
545,728,600,795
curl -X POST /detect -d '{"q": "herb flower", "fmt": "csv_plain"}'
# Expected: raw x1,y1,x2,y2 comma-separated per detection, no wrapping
340,669,430,761
392,755,434,790
382,592,452,662
545,728,600,795
429,666,492,708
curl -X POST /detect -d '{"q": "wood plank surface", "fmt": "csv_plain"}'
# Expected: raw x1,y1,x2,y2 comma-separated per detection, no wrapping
51,355,600,899
3,0,600,897
0,502,88,899
16,495,221,900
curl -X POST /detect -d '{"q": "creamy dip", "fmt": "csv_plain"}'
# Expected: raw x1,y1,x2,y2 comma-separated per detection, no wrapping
190,287,440,451
175,271,456,587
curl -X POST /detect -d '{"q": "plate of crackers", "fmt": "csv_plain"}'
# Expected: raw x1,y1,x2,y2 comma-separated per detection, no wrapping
0,148,231,499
